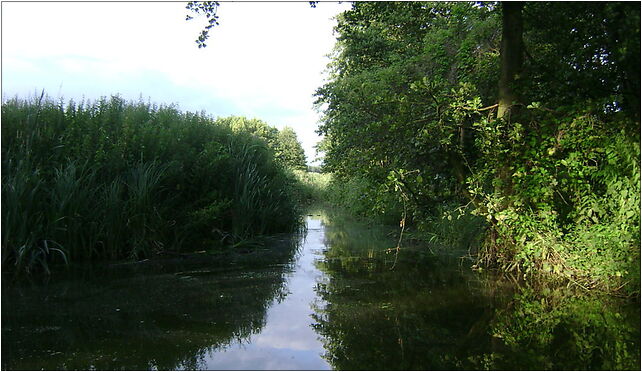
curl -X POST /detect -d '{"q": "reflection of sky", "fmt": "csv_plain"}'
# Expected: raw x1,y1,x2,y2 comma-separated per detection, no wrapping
202,217,330,370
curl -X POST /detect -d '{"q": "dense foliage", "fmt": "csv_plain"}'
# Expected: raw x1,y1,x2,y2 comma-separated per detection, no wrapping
217,116,307,170
276,127,308,171
315,2,640,294
1,95,305,274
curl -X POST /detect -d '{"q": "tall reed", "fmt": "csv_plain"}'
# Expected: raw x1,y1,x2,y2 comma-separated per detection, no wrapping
1,94,301,274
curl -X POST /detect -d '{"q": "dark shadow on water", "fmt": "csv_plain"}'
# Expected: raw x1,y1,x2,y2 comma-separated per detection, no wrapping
1,236,301,370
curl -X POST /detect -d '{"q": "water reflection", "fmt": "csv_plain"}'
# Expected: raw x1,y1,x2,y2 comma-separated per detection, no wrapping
2,213,639,370
1,236,302,370
312,214,641,370
486,286,640,370
201,217,330,369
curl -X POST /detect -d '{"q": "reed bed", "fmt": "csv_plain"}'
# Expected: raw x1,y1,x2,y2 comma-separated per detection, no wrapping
1,94,301,274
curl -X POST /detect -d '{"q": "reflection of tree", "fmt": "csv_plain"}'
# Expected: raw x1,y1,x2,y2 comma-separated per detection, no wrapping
485,286,640,370
312,219,640,370
313,221,503,370
1,237,300,370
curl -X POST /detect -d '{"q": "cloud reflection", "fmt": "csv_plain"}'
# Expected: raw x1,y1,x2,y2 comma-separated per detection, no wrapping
202,218,330,370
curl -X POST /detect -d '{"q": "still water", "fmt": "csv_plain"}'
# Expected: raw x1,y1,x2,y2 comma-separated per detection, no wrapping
2,213,640,370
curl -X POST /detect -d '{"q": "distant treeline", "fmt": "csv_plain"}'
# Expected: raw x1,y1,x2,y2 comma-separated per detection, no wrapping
1,95,309,274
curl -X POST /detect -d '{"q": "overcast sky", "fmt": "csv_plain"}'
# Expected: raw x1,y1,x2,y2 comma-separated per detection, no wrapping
1,1,351,165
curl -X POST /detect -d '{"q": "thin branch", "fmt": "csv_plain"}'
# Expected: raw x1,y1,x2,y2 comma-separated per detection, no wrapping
477,103,499,111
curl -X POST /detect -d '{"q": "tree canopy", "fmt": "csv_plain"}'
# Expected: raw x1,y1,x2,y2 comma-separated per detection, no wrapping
315,1,640,293
218,116,307,169
276,127,307,170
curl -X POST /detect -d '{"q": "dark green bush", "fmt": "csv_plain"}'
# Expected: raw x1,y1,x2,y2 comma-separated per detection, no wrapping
470,108,640,293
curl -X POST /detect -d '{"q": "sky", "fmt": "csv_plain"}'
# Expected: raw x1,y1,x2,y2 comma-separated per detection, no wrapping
1,1,351,165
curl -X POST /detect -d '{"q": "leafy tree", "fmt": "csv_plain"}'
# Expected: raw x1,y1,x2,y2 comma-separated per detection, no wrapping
218,115,280,149
497,2,524,119
217,116,307,169
275,126,307,170
316,2,500,213
315,1,640,292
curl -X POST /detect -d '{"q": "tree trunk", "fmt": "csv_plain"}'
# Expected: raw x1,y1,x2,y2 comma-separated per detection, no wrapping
489,2,526,248
497,2,524,119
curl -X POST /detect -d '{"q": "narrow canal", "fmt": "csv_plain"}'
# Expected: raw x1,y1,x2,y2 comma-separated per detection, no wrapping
2,213,639,370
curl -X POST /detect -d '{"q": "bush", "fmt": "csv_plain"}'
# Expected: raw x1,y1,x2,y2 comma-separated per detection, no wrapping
470,108,640,293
